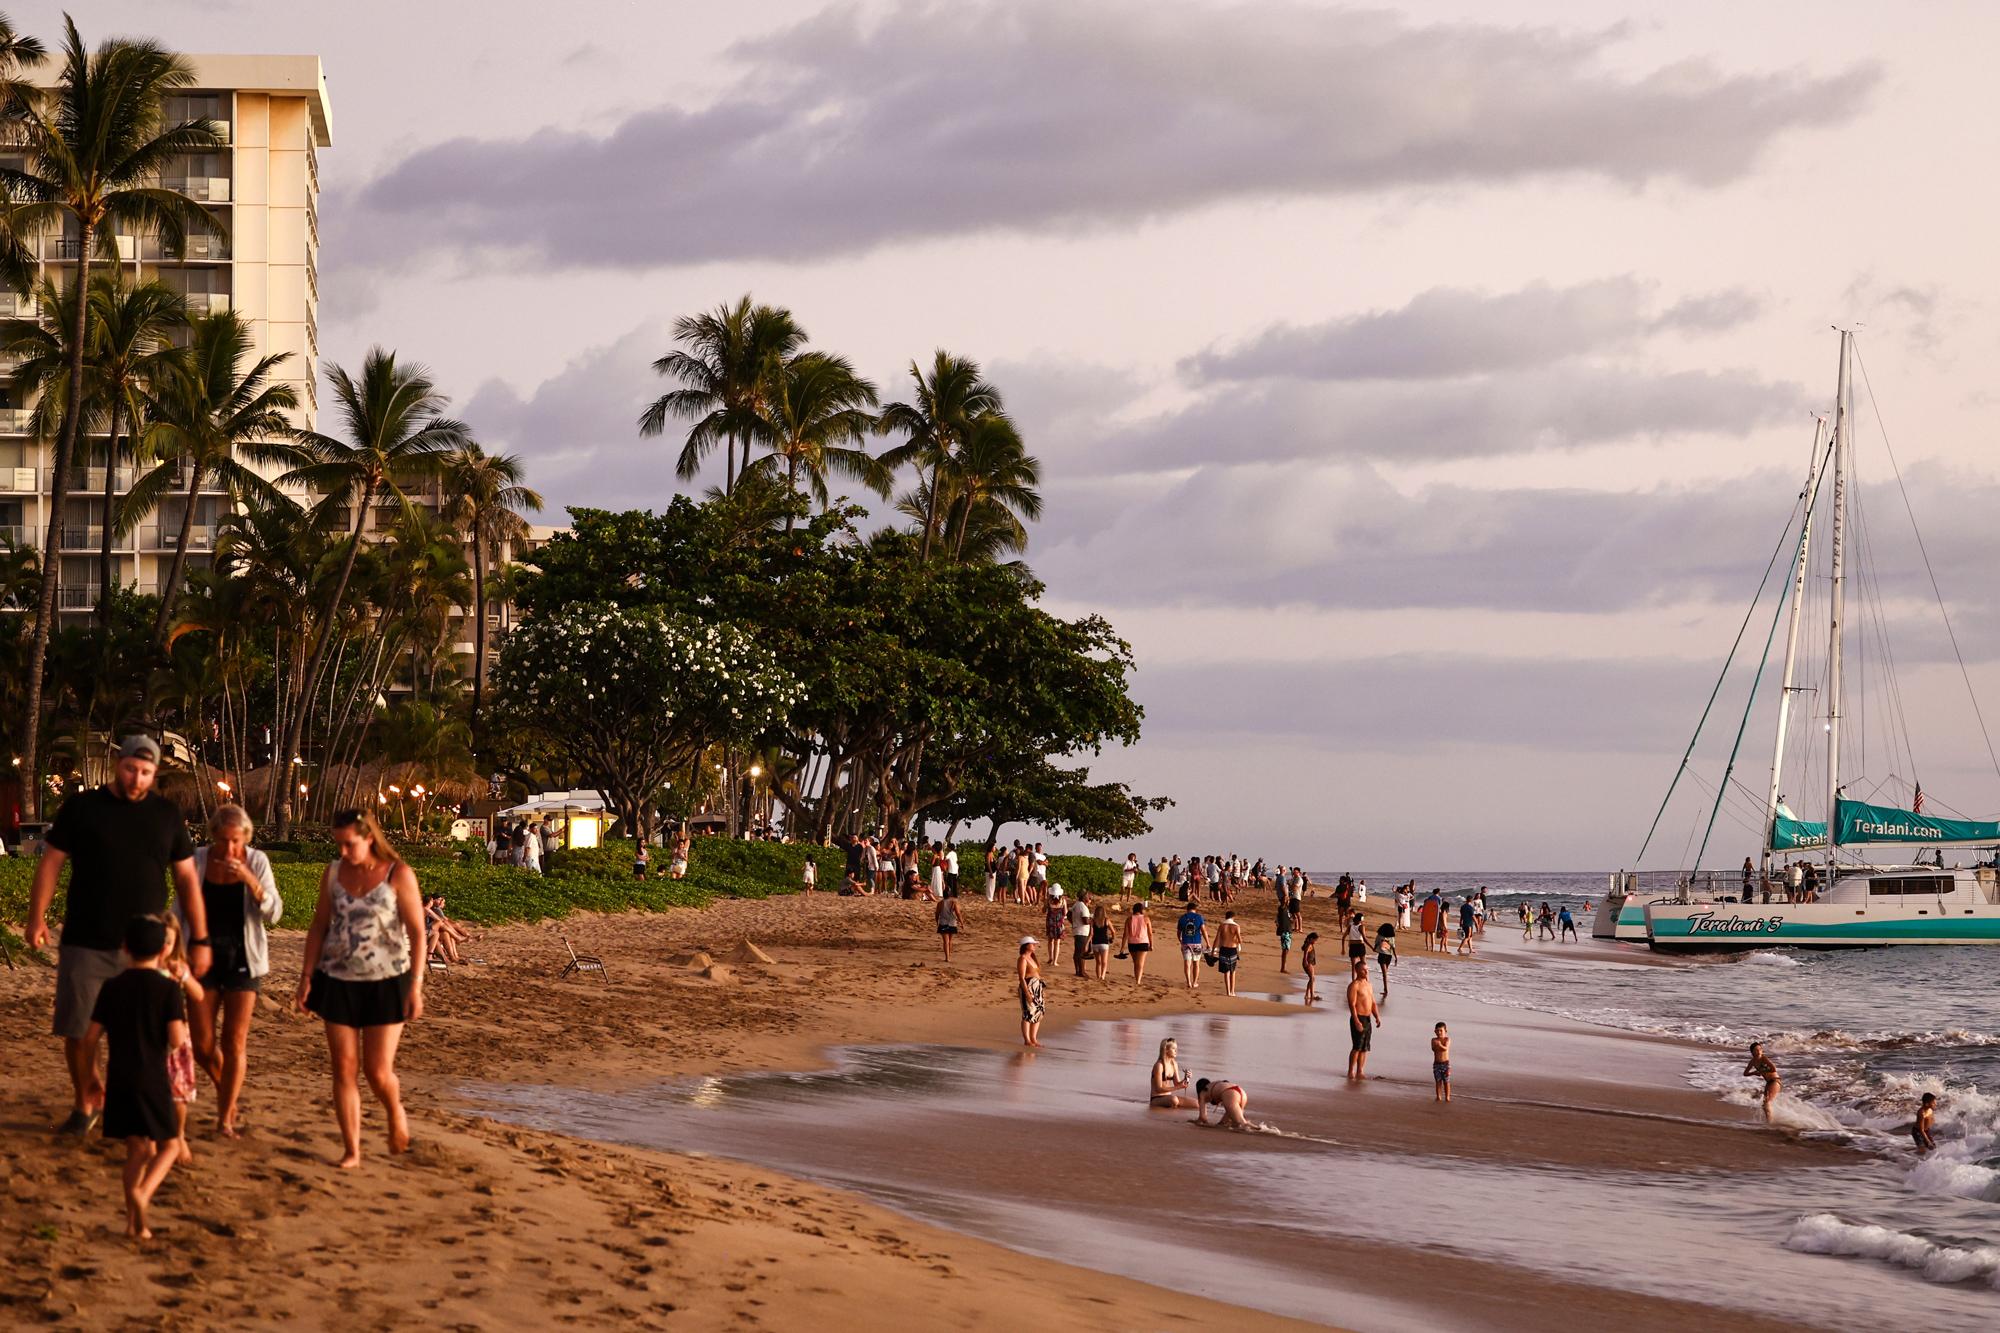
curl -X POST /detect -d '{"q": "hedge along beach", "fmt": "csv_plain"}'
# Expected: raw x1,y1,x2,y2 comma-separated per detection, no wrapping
11,845,1996,1331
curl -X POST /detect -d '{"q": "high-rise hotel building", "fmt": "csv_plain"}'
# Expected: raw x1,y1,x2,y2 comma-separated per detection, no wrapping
1,55,330,612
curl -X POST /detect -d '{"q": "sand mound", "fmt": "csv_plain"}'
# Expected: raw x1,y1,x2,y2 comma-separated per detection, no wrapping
725,940,776,966
698,963,735,983
669,950,714,970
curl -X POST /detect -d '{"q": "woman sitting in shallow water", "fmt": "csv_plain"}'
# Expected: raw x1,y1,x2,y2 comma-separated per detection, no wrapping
1149,1037,1193,1108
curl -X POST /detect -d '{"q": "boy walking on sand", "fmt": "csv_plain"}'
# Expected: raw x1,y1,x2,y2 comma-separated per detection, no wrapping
86,915,191,1237
1431,1022,1452,1102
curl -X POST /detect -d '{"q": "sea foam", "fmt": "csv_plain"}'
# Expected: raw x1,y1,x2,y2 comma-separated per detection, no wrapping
1785,1213,2000,1288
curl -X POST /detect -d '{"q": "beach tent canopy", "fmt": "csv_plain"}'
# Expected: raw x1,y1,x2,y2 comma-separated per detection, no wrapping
497,789,615,819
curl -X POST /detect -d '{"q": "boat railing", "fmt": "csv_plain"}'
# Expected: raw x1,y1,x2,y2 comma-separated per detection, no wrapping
1614,869,1741,902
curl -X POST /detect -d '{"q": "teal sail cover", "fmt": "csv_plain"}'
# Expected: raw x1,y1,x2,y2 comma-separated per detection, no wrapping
1836,798,2000,845
1770,815,1826,851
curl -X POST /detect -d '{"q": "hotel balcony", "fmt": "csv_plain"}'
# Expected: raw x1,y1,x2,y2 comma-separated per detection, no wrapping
0,523,25,547
61,467,136,493
163,176,232,204
145,234,232,263
2,465,37,490
0,411,31,436
0,291,35,318
59,525,104,551
138,524,218,552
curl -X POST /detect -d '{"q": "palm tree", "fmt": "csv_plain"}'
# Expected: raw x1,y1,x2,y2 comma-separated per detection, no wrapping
274,348,467,834
85,275,185,624
128,309,297,644
895,413,1042,564
440,443,542,735
739,351,884,529
639,296,804,495
876,352,1006,561
0,20,223,816
943,411,1041,561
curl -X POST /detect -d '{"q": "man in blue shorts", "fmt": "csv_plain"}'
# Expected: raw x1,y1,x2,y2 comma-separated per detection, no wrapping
1177,903,1207,992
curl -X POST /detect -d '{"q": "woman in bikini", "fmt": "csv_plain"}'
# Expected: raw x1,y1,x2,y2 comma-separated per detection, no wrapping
1373,922,1398,1000
1743,1041,1780,1119
1149,1037,1193,1108
1017,937,1045,1048
1193,1078,1250,1129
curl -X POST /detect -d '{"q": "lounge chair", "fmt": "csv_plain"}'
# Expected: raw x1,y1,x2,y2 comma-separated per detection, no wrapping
559,933,608,982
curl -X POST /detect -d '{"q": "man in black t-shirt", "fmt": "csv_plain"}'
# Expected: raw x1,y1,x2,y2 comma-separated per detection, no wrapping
24,735,204,1136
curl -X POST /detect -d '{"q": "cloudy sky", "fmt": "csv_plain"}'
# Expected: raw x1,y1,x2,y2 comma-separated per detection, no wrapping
37,0,2000,868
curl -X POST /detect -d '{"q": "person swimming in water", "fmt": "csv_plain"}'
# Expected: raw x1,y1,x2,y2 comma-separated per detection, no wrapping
1149,1037,1194,1109
1743,1041,1780,1119
1192,1078,1250,1129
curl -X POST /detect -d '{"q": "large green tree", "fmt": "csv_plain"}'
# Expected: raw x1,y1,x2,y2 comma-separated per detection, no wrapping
0,19,223,815
491,604,801,844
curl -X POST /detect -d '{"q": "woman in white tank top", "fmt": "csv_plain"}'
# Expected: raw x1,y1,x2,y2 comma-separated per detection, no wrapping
297,808,425,1169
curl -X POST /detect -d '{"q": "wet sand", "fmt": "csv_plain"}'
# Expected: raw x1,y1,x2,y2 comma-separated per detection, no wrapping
0,887,1943,1329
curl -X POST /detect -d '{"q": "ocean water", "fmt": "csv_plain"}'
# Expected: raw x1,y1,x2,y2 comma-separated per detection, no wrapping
1382,874,2000,1304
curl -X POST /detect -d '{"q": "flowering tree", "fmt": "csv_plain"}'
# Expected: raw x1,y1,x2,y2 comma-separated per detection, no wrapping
490,604,801,843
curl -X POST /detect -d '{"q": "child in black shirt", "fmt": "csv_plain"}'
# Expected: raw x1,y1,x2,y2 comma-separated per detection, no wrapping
86,915,190,1238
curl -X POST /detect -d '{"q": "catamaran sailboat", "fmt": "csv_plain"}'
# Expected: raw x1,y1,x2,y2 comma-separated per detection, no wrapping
1598,331,2000,950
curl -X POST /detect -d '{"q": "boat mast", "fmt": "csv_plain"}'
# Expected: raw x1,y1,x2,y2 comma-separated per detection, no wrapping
1764,418,1826,887
1825,331,1853,873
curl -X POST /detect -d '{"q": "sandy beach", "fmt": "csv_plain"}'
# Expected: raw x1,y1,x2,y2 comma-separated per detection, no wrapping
0,888,1868,1330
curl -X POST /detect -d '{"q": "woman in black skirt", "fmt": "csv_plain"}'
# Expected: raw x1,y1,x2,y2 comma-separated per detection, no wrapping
295,809,426,1168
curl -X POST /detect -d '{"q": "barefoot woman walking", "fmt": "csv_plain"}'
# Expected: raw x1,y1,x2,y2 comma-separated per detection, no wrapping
296,810,425,1168
177,804,282,1137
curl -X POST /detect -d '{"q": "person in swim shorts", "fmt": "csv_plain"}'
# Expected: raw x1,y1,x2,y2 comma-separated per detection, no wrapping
1177,904,1207,991
1431,1022,1451,1102
1215,911,1242,996
1346,964,1379,1080
1912,1092,1937,1155
1192,1078,1249,1129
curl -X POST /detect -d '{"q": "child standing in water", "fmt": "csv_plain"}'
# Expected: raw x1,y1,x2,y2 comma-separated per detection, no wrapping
87,916,192,1238
1300,932,1319,1004
1431,1022,1452,1102
1913,1092,1938,1155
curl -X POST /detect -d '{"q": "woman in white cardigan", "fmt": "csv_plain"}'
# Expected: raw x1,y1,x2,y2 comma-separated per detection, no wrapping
173,803,282,1137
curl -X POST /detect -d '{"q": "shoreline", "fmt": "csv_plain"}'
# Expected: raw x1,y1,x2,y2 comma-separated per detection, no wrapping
0,889,1863,1329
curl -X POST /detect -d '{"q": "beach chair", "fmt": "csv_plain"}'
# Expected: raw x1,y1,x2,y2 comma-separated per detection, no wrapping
558,933,608,982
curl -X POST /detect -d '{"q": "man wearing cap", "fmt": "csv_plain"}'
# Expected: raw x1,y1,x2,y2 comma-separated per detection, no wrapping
24,736,205,1136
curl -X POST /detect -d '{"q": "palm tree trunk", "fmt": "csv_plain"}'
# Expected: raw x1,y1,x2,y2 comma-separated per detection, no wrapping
150,465,206,646
276,483,375,836
785,455,800,534
96,396,123,627
21,223,95,819
919,458,943,562
469,532,487,738
725,433,736,498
